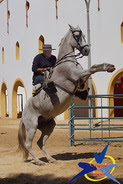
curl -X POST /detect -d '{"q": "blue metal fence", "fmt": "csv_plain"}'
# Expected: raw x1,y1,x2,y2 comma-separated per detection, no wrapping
69,94,123,146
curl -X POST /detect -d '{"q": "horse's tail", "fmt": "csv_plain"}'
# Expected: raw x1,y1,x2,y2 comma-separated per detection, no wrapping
17,119,29,160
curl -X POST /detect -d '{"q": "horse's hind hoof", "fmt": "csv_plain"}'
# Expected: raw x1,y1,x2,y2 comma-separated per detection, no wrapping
34,161,45,166
48,157,56,163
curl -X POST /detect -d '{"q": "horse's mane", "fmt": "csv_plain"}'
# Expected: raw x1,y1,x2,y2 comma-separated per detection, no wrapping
59,37,64,47
59,30,70,47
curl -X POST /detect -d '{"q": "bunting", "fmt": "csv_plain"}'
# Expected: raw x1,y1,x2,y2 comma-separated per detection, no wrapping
26,0,28,27
55,0,58,19
7,0,9,33
98,0,100,11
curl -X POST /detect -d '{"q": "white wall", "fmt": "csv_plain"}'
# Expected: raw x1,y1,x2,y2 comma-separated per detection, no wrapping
0,0,123,119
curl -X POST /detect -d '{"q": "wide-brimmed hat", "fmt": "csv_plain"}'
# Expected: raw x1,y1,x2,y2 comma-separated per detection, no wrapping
39,44,56,50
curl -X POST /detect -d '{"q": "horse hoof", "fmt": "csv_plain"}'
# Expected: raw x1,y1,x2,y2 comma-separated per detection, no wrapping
35,161,45,166
48,157,56,163
107,67,115,72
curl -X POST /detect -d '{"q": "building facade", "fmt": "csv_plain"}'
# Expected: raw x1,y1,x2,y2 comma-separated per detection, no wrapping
0,0,123,119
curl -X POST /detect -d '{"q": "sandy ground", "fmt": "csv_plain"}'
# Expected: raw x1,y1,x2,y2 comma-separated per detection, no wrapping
0,118,123,184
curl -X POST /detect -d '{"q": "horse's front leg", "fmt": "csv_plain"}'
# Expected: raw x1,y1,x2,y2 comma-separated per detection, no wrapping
79,63,115,83
90,63,115,74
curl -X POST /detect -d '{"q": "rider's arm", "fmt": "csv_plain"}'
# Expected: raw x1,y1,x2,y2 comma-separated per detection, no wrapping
32,54,51,73
37,67,50,72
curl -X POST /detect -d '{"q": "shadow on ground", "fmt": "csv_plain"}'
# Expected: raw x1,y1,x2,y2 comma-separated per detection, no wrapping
39,152,94,162
0,173,122,184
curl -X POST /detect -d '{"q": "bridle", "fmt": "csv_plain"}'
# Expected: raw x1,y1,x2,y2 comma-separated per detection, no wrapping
47,29,89,95
54,29,89,67
71,29,89,52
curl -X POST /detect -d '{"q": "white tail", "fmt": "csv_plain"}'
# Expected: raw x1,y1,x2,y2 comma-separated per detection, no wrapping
17,120,29,160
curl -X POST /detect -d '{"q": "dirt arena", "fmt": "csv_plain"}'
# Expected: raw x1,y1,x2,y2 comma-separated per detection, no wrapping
0,118,123,184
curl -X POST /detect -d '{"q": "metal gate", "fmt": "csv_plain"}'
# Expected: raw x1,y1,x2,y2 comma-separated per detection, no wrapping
69,94,123,146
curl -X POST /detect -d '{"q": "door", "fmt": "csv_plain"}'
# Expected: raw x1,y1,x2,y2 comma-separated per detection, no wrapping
114,77,123,117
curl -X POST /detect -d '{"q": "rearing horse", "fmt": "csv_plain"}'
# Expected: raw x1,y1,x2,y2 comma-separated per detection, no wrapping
18,25,115,165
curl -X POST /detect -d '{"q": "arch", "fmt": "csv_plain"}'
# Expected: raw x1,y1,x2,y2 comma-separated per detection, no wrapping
2,47,4,64
107,68,123,117
92,80,98,117
64,80,98,120
38,35,44,54
1,82,8,117
12,79,27,118
16,42,20,60
121,22,123,43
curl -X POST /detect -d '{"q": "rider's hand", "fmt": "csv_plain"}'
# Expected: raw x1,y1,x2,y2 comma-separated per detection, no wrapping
37,67,51,72
44,67,51,70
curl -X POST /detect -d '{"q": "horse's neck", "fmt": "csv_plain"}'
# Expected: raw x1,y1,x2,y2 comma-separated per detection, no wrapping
51,31,78,93
57,31,75,61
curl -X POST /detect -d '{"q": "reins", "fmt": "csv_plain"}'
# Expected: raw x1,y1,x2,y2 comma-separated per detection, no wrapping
46,28,88,95
48,51,83,80
47,51,83,96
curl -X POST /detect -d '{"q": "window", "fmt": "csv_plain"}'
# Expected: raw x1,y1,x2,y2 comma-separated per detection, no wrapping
16,42,20,60
121,22,123,43
38,35,44,54
2,47,4,64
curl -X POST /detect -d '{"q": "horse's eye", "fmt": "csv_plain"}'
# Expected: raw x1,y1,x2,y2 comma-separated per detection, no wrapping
74,35,79,39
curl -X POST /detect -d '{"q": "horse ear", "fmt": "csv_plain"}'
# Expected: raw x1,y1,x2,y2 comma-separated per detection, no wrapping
76,25,80,30
68,24,75,31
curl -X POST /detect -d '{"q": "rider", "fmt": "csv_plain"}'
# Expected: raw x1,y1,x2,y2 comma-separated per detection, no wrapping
32,44,89,100
32,44,56,91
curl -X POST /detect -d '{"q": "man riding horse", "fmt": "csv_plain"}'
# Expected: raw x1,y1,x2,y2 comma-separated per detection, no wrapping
32,44,89,99
18,25,115,166
32,44,56,92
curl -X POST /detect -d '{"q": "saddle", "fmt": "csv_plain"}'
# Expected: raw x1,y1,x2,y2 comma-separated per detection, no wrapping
32,81,89,101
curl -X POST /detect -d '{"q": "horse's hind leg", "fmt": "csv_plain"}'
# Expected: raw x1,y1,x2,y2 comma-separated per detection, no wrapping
25,126,45,166
37,118,56,163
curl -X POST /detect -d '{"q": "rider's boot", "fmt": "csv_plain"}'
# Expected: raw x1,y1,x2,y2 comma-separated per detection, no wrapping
32,83,42,91
74,88,90,100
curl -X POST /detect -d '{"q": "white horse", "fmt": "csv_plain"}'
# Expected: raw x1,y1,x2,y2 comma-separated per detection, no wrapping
18,25,115,165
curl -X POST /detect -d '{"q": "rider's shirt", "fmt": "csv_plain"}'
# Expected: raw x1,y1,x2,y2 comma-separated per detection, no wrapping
32,53,56,77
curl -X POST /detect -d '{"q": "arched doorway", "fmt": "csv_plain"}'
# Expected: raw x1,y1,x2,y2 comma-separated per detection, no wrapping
114,75,123,117
108,68,123,117
12,79,27,118
1,82,9,117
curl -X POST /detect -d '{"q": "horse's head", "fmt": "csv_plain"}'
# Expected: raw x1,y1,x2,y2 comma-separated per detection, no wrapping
69,24,90,56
